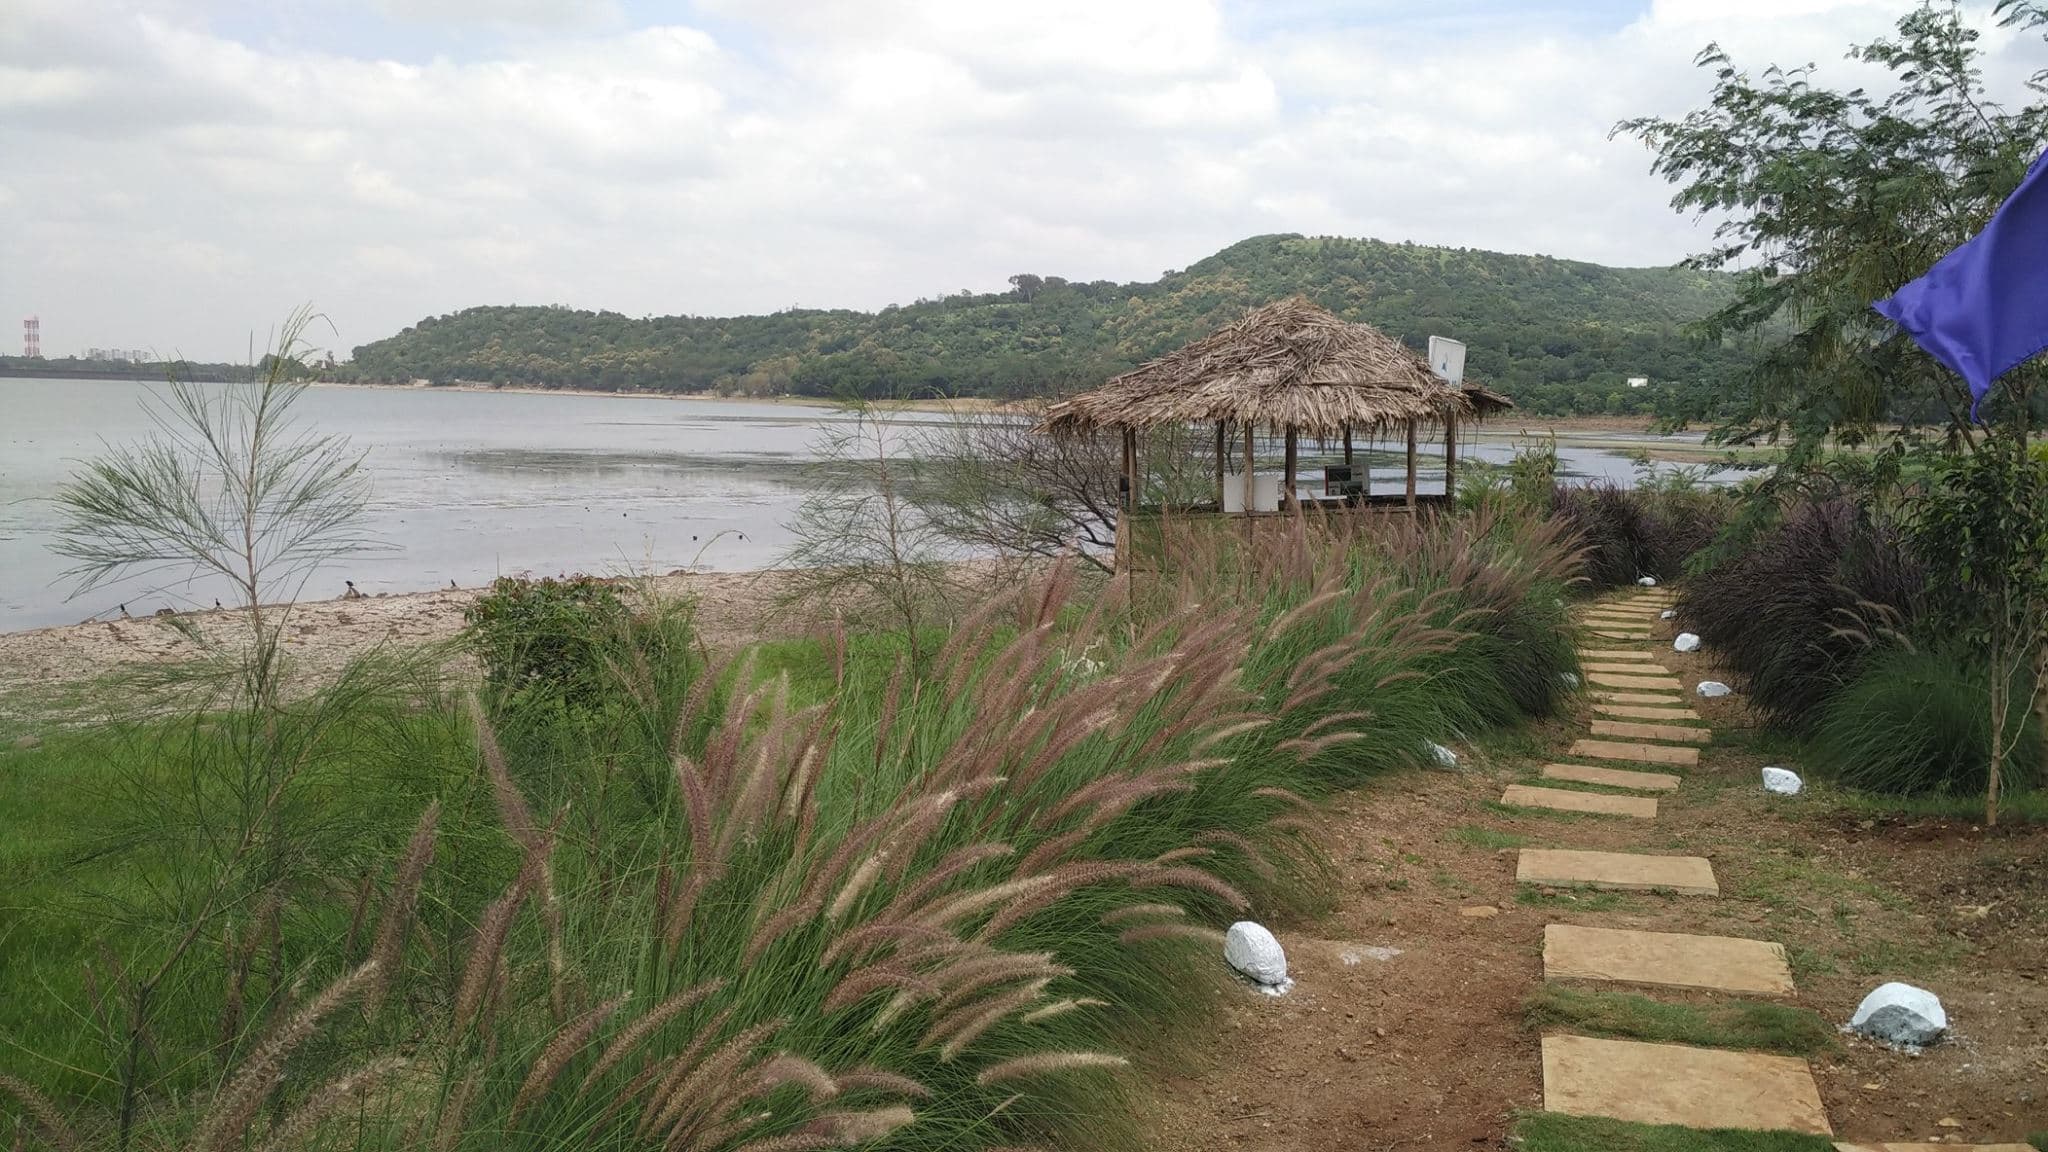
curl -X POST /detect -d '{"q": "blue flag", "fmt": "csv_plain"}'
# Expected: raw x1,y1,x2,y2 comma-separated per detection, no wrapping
1874,149,2048,419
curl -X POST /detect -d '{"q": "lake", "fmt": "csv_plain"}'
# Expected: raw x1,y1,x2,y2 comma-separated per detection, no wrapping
0,378,1727,633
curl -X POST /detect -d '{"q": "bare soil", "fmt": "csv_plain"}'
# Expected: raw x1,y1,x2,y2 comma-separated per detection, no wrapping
1141,617,2048,1151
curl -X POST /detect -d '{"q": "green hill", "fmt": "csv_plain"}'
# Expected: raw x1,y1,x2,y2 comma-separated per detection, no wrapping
346,234,1745,416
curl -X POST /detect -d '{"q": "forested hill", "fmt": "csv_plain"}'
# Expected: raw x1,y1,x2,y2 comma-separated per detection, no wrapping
346,234,1744,416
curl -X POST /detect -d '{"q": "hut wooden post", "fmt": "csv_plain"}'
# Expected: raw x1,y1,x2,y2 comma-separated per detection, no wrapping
1281,427,1299,511
1117,428,1135,572
1215,421,1227,509
1444,413,1459,503
1242,425,1256,519
1343,425,1353,465
1404,419,1419,511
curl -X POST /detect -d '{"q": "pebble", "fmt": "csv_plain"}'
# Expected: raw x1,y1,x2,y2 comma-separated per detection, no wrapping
1459,905,1499,919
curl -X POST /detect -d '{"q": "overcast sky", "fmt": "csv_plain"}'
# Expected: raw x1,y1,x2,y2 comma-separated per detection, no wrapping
2,0,2044,362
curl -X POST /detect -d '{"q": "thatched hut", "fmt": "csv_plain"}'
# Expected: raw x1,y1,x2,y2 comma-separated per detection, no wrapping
1035,296,1512,568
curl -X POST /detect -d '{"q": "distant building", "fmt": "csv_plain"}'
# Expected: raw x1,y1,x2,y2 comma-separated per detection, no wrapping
22,316,40,358
1627,377,1649,389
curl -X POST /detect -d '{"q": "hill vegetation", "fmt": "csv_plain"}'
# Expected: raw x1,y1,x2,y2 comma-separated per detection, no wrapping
346,234,1748,417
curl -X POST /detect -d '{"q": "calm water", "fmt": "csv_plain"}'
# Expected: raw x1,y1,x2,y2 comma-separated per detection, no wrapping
0,378,1728,633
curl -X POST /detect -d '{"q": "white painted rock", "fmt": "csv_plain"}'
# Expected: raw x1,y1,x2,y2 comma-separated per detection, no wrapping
1637,576,1658,587
1696,680,1733,698
1224,921,1292,994
1427,741,1459,768
1761,767,1803,795
1660,609,1677,620
1848,983,1946,1049
1673,633,1701,653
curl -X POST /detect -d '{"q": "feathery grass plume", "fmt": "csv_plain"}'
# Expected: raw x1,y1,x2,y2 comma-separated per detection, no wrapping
929,952,1068,1012
744,897,823,964
195,959,379,1152
0,1076,77,1152
1118,923,1227,947
365,800,440,1015
731,1135,843,1152
1193,830,1279,882
1098,903,1185,926
627,1004,733,1138
752,1054,838,1103
1021,997,1109,1024
822,965,939,1015
1133,865,1249,910
577,980,724,1093
809,1105,915,1143
974,1052,1129,1086
254,1056,406,1152
818,919,957,969
642,1017,785,1142
829,1067,931,1099
453,880,526,1034
508,994,627,1122
826,854,886,923
931,979,1054,1061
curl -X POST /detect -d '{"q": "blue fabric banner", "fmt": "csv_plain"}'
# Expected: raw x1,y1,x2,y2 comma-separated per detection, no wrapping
1874,149,2048,419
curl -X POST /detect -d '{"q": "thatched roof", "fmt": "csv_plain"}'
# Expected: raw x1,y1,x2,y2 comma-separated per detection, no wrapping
1036,296,1512,439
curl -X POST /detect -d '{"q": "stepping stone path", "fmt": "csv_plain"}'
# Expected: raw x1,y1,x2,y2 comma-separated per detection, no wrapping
1568,738,1699,767
1501,784,1658,819
1594,702,1703,721
1518,590,1858,1140
1588,719,1712,744
1541,762,1680,792
1543,924,1794,995
1517,848,1719,895
1541,1035,1832,1134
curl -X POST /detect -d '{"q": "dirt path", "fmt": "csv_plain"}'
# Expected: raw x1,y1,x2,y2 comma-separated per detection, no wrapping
1142,596,2047,1151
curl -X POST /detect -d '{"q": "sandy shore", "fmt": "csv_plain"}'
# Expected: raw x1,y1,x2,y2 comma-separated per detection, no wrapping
311,380,1023,415
0,570,806,719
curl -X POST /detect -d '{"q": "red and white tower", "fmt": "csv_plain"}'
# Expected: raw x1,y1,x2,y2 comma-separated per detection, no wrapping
23,316,41,359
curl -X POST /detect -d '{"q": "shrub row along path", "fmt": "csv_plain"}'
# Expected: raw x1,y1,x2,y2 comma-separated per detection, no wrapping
1147,588,2046,1152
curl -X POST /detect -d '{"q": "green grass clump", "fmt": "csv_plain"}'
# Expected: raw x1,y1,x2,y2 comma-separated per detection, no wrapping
1514,1113,1837,1152
1523,986,1837,1056
1811,645,2042,797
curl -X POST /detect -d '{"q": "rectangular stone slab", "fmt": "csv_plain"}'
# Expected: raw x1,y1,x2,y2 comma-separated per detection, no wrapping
1588,630,1654,640
1501,784,1658,819
1593,690,1687,706
1583,662,1675,675
1578,649,1655,661
1595,703,1702,722
1518,848,1718,895
1569,739,1700,767
1543,762,1681,792
1587,671,1684,690
1589,719,1712,745
1835,1144,2040,1151
1542,1035,1829,1134
1544,923,1793,994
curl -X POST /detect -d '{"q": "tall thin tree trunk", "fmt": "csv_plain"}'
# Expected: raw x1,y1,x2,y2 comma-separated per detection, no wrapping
1988,611,2005,827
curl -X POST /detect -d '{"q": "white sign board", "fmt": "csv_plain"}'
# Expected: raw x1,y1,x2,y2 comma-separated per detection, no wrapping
1627,377,1649,389
1427,336,1466,386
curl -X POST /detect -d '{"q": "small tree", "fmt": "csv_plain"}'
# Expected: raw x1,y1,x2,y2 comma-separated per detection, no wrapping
1908,430,2048,824
911,403,1123,573
783,402,956,670
54,306,373,711
50,308,382,1147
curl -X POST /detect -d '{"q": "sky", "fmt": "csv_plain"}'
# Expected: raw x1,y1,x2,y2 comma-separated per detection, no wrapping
2,0,2045,362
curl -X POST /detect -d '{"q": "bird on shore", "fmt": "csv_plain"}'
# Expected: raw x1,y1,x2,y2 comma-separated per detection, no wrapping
214,599,222,609
118,604,130,618
449,579,459,589
342,580,364,600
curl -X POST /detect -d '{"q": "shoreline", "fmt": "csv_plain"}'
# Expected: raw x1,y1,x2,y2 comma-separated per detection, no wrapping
307,379,1023,415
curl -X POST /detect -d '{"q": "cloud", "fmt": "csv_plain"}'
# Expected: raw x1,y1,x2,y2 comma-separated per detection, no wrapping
0,0,2043,361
